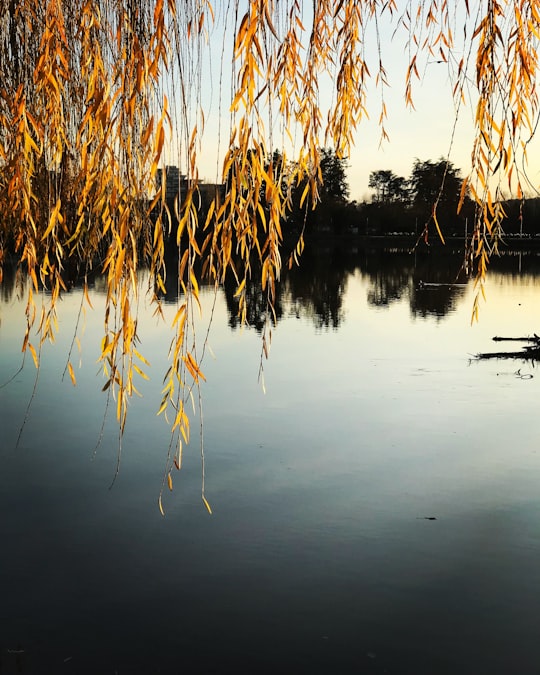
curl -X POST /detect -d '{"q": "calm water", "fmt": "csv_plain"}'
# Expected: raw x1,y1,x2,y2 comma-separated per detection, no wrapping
2,245,540,674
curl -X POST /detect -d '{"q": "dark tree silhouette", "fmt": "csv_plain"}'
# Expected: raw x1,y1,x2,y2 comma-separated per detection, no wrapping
368,170,410,204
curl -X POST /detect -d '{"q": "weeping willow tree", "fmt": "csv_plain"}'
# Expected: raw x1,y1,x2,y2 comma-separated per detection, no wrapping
0,0,538,510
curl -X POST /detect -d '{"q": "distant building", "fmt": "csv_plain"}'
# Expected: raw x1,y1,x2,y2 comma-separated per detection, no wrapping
155,165,185,203
155,166,224,211
197,181,225,212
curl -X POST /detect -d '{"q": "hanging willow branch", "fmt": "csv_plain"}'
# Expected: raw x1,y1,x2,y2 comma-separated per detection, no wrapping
0,0,538,506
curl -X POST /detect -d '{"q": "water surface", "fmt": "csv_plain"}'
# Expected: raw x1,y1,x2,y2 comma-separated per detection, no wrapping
1,246,540,674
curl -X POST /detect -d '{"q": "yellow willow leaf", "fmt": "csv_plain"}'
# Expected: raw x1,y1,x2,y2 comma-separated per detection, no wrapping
134,349,150,366
230,89,246,112
68,362,77,386
157,393,169,416
83,283,93,309
172,304,186,327
480,281,486,301
148,189,162,214
263,2,279,39
29,267,39,292
257,201,267,230
116,392,123,423
184,352,206,382
158,494,165,516
133,364,149,380
251,33,263,63
100,336,111,358
299,181,310,208
487,191,495,217
234,277,246,298
21,330,29,354
475,238,484,256
457,177,469,213
28,342,39,369
156,275,166,295
235,12,250,53
189,270,200,298
203,198,215,229
202,494,213,514
261,259,269,290
432,207,445,244
189,125,198,150
114,248,126,286
23,127,40,155
167,472,173,491
171,410,182,433
154,122,165,160
25,109,42,140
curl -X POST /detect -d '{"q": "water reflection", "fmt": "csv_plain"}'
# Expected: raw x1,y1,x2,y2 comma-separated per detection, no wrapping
222,246,351,332
222,244,540,327
284,246,351,329
223,273,284,332
411,281,468,319
226,244,540,326
3,244,540,331
4,243,540,674
0,260,26,304
363,251,414,308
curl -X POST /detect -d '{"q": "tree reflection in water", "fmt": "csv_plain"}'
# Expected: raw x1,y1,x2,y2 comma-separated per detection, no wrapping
221,244,472,329
223,274,284,332
4,244,540,332
223,243,540,330
283,246,354,330
222,246,353,332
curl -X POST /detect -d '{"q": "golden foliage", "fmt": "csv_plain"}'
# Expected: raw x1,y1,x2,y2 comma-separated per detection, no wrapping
0,0,538,506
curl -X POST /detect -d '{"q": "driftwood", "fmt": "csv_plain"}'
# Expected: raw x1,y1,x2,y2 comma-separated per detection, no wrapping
417,281,468,289
492,335,540,342
476,335,540,361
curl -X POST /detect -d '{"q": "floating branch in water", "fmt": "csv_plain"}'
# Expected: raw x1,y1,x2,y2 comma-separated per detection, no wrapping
475,335,540,361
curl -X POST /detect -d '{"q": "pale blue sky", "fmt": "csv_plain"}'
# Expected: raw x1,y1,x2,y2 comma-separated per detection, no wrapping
168,2,540,202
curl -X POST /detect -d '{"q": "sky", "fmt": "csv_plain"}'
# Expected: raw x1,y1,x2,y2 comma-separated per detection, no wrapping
338,38,476,201
166,2,540,203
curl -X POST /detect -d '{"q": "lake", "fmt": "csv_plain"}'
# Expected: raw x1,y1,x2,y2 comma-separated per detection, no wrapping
2,243,540,674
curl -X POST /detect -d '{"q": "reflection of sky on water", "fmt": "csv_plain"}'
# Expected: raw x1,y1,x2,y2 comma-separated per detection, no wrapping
2,248,540,673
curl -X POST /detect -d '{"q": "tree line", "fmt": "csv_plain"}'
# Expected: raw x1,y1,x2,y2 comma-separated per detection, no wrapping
366,159,465,236
235,151,468,240
279,152,540,241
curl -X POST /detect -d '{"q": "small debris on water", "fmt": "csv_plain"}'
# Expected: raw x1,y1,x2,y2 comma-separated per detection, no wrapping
417,516,437,520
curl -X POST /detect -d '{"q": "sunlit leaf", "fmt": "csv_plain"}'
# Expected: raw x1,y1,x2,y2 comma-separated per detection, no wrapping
202,494,213,514
68,362,77,386
27,343,39,369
